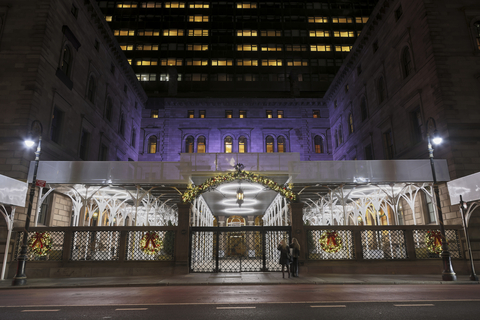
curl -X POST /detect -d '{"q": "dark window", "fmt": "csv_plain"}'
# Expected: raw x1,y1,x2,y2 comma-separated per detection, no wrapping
71,4,78,18
422,192,436,224
79,129,89,160
61,46,72,77
357,64,362,75
383,129,394,159
123,85,128,93
199,110,206,118
314,135,323,153
50,107,63,143
151,109,158,118
395,5,403,21
225,110,233,118
313,110,320,118
266,135,274,152
148,135,157,153
335,130,339,148
360,96,368,121
372,41,379,53
224,136,233,153
239,136,247,153
377,76,386,103
365,144,374,160
188,110,194,118
411,107,423,143
110,62,116,74
87,75,96,103
266,110,272,118
348,113,354,134
197,136,206,153
99,144,108,161
401,47,413,78
277,136,286,152
239,110,246,118
119,114,125,137
338,125,343,144
334,100,338,109
345,84,349,93
475,21,480,50
37,190,52,225
94,39,100,51
105,97,113,121
131,128,136,147
185,136,194,153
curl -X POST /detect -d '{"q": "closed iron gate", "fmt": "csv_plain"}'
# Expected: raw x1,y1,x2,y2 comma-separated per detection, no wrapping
189,226,291,273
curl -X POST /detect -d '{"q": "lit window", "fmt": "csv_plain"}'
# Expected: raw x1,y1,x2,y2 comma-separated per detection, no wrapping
114,30,135,36
261,59,282,66
261,44,282,51
148,136,157,154
199,110,206,118
237,3,257,8
237,30,257,36
117,2,138,8
236,59,258,66
185,136,194,153
160,58,183,66
266,110,272,118
197,136,206,153
120,44,134,51
238,136,247,153
287,59,308,66
308,17,328,23
188,110,194,118
164,2,185,8
260,30,281,37
239,111,246,118
189,15,209,22
105,16,113,22
313,110,320,118
163,29,184,36
127,59,132,65
136,44,159,51
137,30,160,36
237,44,257,51
141,2,162,8
211,59,233,66
277,111,283,118
310,45,331,52
309,30,330,37
332,17,353,23
136,59,158,66
136,73,157,81
185,59,208,66
225,111,233,118
188,29,209,36
335,46,352,52
356,17,369,23
224,136,233,153
187,44,208,51
285,45,307,51
189,3,209,8
266,136,274,152
151,110,159,118
277,136,286,153
184,74,208,81
314,136,323,153
214,74,234,81
333,31,355,38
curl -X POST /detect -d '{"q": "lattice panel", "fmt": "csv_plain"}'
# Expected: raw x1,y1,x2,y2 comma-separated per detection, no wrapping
218,231,264,272
15,231,64,261
126,231,175,261
307,230,355,260
190,231,216,272
361,230,407,260
413,229,463,259
70,231,120,261
265,231,290,272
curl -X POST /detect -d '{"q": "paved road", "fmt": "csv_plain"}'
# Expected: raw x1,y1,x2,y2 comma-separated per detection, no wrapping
1,284,479,319
1,301,480,320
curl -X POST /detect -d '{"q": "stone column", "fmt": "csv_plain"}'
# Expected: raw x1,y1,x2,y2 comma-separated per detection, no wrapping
290,202,306,261
175,203,191,271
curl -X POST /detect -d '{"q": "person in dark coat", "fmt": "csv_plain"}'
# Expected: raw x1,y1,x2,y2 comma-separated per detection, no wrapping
277,239,291,278
289,238,300,277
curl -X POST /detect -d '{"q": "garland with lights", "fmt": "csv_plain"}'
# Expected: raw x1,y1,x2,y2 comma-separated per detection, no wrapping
140,231,163,255
28,232,53,257
319,231,342,253
182,164,297,203
425,230,443,254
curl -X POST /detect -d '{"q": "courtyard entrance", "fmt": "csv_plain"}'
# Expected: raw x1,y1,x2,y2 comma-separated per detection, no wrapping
189,226,291,273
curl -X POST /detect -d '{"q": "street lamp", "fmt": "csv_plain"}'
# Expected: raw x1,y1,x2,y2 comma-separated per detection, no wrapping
459,195,478,281
12,120,43,286
426,117,456,281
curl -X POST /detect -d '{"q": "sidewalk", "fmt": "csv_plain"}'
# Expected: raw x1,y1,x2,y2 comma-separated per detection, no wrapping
1,273,478,289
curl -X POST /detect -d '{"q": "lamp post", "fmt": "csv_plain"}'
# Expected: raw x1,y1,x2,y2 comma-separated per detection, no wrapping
459,195,478,281
12,120,43,286
426,117,456,281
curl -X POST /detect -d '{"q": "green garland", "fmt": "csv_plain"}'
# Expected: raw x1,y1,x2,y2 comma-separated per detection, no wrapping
182,169,297,203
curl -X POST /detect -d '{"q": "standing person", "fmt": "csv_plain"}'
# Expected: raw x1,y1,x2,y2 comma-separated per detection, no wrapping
277,239,291,278
290,238,300,277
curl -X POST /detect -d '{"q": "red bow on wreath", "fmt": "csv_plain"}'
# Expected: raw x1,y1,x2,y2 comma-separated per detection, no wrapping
31,232,46,249
143,232,158,250
326,231,338,247
430,231,442,247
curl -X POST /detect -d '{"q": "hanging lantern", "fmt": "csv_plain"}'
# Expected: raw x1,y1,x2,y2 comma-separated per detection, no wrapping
236,185,244,207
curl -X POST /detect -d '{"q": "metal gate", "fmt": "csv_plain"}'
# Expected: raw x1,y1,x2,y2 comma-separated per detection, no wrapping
189,226,291,273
